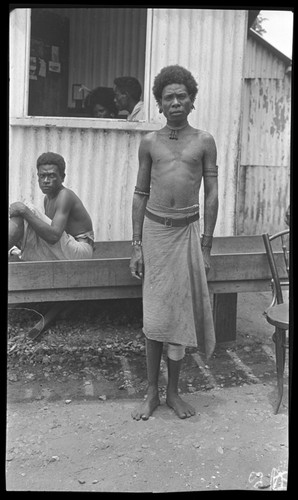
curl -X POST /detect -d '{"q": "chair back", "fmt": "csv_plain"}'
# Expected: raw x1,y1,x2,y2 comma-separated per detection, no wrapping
262,229,290,305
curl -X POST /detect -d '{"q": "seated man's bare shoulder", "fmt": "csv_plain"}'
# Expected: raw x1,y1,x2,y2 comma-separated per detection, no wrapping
45,187,74,218
56,186,76,206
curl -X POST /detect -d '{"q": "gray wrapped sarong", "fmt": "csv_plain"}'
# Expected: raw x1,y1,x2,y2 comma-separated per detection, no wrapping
142,202,215,359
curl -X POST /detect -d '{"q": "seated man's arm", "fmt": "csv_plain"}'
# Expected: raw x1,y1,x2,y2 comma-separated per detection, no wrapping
9,191,73,245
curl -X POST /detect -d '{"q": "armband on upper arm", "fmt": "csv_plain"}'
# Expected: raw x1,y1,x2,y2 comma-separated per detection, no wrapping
134,185,150,196
203,165,219,177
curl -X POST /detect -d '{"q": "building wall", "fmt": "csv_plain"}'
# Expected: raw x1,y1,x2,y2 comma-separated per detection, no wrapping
237,32,291,235
9,8,249,240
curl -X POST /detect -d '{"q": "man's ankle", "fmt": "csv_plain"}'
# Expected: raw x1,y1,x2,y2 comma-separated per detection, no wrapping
166,387,179,397
147,384,159,395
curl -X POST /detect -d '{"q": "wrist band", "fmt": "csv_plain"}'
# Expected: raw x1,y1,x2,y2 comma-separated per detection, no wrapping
134,186,150,197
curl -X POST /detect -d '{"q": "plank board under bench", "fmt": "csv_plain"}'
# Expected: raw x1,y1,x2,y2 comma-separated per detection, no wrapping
8,235,288,342
8,252,285,301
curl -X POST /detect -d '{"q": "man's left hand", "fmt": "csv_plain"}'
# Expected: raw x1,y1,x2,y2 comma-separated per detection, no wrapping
9,202,27,218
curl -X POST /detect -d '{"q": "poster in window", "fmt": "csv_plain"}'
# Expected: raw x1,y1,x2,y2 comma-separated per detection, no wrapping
49,61,61,73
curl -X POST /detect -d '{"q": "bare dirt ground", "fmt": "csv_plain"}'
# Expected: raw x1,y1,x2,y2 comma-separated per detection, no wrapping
6,292,289,492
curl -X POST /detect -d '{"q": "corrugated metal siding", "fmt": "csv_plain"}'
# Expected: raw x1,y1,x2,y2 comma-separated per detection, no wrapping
237,165,290,235
237,33,291,235
148,9,248,236
9,8,250,240
244,33,289,79
241,78,291,166
9,126,145,241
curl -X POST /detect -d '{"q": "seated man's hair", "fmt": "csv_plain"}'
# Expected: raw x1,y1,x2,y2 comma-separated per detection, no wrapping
36,152,66,178
114,77,142,102
152,65,198,104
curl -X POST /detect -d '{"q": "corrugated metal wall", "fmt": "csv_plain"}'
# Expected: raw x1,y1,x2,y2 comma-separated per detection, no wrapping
147,9,248,236
244,33,289,79
9,125,148,241
10,8,250,240
237,32,291,235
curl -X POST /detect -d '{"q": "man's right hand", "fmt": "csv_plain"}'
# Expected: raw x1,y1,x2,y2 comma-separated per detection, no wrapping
129,246,144,280
201,245,211,274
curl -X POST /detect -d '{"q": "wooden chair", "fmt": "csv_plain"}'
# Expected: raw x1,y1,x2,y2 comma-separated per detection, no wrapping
262,229,290,414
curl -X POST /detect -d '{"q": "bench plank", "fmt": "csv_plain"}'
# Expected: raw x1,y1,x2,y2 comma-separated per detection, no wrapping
8,236,288,344
8,252,285,293
92,235,281,258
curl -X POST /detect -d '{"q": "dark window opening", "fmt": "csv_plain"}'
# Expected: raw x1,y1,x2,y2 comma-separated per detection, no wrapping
28,8,147,119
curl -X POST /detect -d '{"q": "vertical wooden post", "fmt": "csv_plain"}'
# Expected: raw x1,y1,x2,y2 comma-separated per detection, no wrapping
213,293,237,342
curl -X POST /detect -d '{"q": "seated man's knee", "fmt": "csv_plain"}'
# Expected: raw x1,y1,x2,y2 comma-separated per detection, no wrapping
9,216,24,238
167,343,185,361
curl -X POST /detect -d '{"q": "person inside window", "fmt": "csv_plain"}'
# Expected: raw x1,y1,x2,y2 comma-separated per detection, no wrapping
84,87,118,118
113,76,145,121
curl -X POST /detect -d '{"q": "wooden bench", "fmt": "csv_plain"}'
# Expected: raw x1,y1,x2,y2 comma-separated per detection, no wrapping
8,236,287,342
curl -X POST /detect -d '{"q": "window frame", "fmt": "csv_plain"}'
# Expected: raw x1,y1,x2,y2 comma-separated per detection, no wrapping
12,7,159,131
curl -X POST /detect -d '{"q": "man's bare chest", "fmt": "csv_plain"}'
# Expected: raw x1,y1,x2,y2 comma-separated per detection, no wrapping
44,198,58,220
151,135,203,166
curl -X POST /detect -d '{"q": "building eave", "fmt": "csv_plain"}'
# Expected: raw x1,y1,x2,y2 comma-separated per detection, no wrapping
249,27,292,67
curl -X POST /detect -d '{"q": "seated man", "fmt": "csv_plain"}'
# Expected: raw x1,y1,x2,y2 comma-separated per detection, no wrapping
113,76,145,121
9,152,94,261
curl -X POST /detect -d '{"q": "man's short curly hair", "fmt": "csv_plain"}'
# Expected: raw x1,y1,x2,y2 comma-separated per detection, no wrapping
152,65,198,104
36,152,66,179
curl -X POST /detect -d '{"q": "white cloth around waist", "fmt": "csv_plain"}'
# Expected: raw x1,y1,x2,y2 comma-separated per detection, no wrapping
20,203,94,261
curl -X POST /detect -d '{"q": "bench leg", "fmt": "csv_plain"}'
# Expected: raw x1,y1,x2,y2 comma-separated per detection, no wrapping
28,303,66,340
213,293,237,343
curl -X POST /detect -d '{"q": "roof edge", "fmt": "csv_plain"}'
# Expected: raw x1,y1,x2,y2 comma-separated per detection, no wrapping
249,27,292,65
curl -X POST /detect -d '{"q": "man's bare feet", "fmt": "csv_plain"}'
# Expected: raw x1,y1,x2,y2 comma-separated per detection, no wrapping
166,393,196,419
131,388,160,420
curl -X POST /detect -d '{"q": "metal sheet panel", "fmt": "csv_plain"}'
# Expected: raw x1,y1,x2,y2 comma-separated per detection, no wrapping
238,43,291,235
244,33,289,79
237,165,290,235
241,77,291,167
238,26,292,235
9,126,145,241
148,8,248,235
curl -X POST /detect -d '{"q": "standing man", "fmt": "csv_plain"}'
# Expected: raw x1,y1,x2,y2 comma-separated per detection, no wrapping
113,76,145,121
129,65,218,420
9,152,94,261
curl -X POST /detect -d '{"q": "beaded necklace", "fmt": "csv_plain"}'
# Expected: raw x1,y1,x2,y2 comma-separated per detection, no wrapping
166,123,189,140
